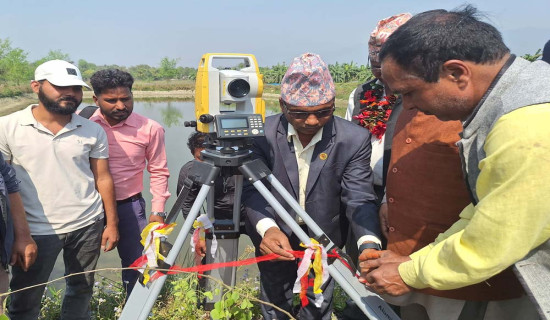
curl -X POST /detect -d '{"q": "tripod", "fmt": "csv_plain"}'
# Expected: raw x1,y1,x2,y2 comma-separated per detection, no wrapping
119,137,400,320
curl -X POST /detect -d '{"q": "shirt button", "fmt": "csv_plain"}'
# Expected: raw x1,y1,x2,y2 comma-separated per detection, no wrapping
388,197,394,203
392,168,398,173
405,138,412,144
389,227,396,232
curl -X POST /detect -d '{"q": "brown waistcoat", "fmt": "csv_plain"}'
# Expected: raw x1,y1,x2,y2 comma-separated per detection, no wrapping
386,108,523,301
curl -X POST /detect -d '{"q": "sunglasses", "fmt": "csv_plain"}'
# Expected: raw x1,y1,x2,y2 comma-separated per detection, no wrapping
283,103,335,120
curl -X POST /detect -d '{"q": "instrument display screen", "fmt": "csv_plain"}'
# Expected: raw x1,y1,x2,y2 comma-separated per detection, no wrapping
220,117,248,129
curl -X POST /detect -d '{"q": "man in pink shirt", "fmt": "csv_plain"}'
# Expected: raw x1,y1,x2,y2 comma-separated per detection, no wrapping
89,69,170,295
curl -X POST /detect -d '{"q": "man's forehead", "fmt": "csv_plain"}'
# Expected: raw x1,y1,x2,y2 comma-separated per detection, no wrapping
99,87,132,95
381,59,422,87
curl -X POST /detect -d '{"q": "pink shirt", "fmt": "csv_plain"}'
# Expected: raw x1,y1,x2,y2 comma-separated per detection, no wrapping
90,110,170,212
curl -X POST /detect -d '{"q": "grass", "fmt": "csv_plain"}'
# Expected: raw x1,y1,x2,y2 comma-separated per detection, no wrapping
132,80,195,91
16,244,356,319
0,83,33,98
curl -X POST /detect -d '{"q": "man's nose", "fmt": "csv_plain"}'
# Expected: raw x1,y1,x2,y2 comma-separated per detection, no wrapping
115,100,126,109
304,113,319,125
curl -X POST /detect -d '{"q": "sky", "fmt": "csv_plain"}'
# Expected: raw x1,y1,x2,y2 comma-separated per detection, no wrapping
1,0,549,68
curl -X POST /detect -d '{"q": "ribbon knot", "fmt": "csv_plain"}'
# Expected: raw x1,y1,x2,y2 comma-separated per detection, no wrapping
130,222,176,284
191,214,218,259
292,239,330,308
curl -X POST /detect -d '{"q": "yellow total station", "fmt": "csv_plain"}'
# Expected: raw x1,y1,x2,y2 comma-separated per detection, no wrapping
195,53,265,134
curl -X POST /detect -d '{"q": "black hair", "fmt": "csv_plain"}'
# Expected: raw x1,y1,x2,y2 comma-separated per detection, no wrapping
543,40,550,63
379,4,510,82
187,131,208,156
90,69,134,95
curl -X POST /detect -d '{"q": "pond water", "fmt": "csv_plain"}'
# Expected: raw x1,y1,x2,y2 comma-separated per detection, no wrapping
50,100,279,287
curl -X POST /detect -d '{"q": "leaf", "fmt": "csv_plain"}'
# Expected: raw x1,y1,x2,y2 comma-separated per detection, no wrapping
225,297,234,307
210,308,222,319
231,291,239,301
203,291,214,300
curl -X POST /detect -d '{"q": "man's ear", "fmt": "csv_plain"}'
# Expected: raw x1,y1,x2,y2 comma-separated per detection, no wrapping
279,98,285,113
92,95,99,105
442,60,470,89
30,80,40,94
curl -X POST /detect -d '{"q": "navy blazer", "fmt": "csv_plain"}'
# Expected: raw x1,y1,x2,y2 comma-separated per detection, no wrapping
243,114,381,248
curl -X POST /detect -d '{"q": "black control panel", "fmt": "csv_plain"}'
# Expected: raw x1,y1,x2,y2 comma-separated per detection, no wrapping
215,114,265,139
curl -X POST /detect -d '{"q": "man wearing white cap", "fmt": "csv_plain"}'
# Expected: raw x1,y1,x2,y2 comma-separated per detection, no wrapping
0,60,119,320
242,53,381,320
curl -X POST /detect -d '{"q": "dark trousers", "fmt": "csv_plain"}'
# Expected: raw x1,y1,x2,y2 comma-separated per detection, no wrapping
247,221,335,320
116,196,147,295
8,218,103,320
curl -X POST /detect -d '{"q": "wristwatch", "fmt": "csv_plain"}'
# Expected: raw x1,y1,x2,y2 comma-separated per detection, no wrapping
358,242,382,252
151,211,168,219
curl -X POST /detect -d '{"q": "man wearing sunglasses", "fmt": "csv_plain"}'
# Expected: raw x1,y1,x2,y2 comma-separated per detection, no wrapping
242,53,381,320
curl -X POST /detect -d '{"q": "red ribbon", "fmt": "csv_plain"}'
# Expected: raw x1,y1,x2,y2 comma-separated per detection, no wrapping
129,249,359,283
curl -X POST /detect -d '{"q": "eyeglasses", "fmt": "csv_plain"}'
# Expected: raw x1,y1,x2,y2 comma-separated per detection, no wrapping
283,103,335,120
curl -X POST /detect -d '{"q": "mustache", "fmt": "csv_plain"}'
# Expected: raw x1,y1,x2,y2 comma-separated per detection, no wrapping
58,96,79,104
111,109,129,115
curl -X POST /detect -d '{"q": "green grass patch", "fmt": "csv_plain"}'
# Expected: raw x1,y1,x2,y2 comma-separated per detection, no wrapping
0,83,32,98
133,80,195,91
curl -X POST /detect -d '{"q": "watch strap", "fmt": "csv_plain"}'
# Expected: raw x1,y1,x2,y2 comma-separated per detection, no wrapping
359,242,381,252
151,211,168,218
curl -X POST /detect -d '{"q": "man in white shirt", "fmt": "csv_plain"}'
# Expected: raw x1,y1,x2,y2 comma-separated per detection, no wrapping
0,60,118,320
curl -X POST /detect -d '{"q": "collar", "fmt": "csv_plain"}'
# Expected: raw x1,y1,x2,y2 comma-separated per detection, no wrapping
462,54,516,127
20,104,83,130
90,109,140,128
286,123,324,147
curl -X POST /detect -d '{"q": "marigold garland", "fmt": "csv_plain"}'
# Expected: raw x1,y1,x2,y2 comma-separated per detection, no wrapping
352,82,398,139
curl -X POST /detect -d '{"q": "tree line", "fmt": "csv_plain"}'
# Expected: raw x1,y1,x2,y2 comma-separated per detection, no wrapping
1,38,374,86
2,37,542,87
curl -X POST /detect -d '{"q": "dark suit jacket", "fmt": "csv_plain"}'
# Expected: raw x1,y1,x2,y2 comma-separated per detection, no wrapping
242,114,381,248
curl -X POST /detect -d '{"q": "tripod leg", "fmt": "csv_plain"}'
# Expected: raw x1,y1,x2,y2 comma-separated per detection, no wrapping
119,183,213,320
246,174,400,320
203,174,243,310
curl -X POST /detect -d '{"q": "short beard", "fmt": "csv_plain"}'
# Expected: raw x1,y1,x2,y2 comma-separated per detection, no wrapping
38,87,81,115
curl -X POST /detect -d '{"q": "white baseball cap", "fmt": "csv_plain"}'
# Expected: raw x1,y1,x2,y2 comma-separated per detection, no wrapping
34,60,90,89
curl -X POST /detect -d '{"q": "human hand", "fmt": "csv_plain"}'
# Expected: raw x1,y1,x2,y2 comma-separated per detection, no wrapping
195,239,207,257
10,236,37,271
259,227,294,261
101,224,119,252
358,250,406,280
364,262,413,296
379,203,389,239
358,250,412,296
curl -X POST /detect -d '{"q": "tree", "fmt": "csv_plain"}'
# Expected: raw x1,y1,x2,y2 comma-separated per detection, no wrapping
129,64,157,80
0,38,32,84
33,49,72,67
78,59,98,80
158,57,179,80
